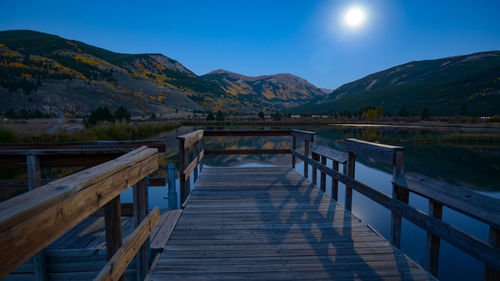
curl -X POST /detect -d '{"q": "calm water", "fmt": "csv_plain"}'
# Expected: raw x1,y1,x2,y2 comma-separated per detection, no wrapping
123,125,499,281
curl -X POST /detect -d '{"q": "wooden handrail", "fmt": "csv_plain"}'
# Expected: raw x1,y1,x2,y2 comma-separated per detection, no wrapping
0,147,159,279
291,129,317,141
177,130,204,149
394,172,500,230
204,149,291,155
93,207,160,281
204,130,292,137
344,138,404,164
310,145,347,164
183,150,205,181
292,149,500,271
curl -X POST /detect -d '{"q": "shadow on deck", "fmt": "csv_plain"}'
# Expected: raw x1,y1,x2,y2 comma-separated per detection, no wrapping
150,166,435,281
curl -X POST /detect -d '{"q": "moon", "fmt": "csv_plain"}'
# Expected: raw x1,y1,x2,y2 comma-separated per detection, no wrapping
343,6,367,29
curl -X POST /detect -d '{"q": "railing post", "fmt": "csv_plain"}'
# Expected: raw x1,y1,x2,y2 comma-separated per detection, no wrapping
198,139,204,172
320,156,326,192
304,139,310,178
485,227,500,281
331,160,339,201
425,199,443,277
179,139,187,205
292,136,296,168
134,178,148,281
345,152,355,211
26,155,47,281
193,141,199,183
167,163,178,209
104,195,123,281
390,150,408,249
312,152,319,185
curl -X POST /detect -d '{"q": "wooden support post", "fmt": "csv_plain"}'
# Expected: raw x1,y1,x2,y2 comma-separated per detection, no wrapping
104,196,123,281
331,160,339,201
312,152,319,185
179,140,187,205
425,199,443,277
390,150,408,249
320,156,326,192
485,227,500,281
193,142,199,183
26,155,47,281
134,179,148,281
292,136,296,168
167,163,178,209
198,139,204,172
345,152,355,211
304,139,310,178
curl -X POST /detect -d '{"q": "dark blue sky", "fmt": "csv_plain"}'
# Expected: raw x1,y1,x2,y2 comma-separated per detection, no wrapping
1,0,499,89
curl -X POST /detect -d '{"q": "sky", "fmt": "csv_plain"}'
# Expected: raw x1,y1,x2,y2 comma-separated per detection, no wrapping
1,0,499,89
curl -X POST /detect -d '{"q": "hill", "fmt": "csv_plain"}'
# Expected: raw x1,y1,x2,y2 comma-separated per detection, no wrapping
199,70,325,112
293,51,500,116
0,30,325,116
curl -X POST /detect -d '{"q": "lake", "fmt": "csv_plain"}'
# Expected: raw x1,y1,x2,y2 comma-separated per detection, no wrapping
126,124,500,281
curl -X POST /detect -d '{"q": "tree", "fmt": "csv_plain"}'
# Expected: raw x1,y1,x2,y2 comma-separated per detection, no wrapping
342,110,352,118
459,105,469,116
421,108,430,120
398,107,409,118
86,107,113,126
375,106,383,119
114,106,131,122
206,112,215,121
216,110,225,121
272,111,282,121
258,111,265,120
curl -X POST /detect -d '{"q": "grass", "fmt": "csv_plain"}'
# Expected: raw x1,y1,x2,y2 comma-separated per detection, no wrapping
8,121,180,143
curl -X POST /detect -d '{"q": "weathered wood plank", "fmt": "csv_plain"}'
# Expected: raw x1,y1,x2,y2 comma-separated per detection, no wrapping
93,207,160,281
0,148,158,279
311,145,348,164
204,149,290,155
344,138,404,164
177,130,204,149
183,150,205,181
203,130,292,137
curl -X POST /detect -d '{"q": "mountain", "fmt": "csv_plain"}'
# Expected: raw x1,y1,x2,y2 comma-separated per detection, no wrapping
0,30,325,116
199,69,325,112
294,51,500,116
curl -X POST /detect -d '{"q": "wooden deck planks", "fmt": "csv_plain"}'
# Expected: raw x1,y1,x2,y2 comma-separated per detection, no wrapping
150,167,435,281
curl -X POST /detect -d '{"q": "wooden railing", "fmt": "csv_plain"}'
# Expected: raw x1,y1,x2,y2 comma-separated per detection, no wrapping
0,147,161,281
176,129,317,206
292,138,500,280
0,140,169,192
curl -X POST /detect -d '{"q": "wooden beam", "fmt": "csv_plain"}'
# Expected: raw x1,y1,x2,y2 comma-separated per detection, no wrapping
291,129,317,141
291,136,296,168
345,152,355,211
203,130,292,137
331,161,339,201
304,140,310,178
394,172,500,230
320,156,326,192
92,203,134,217
344,138,404,164
204,149,290,155
93,207,160,281
311,152,319,185
177,130,204,149
292,150,500,271
310,146,348,164
183,150,205,181
391,150,407,249
425,199,443,277
485,227,500,281
133,178,148,281
179,139,187,206
0,148,158,279
104,197,123,260
0,147,154,233
26,155,47,281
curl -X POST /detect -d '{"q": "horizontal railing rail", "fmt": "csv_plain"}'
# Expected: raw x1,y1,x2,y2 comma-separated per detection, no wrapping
176,129,317,206
0,146,161,280
293,137,500,280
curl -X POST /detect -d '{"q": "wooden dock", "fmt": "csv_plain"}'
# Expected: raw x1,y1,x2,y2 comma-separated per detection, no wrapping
149,166,435,281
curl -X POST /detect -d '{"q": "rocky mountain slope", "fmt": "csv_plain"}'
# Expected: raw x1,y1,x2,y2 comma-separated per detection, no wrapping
0,30,325,116
199,70,325,112
294,51,500,116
